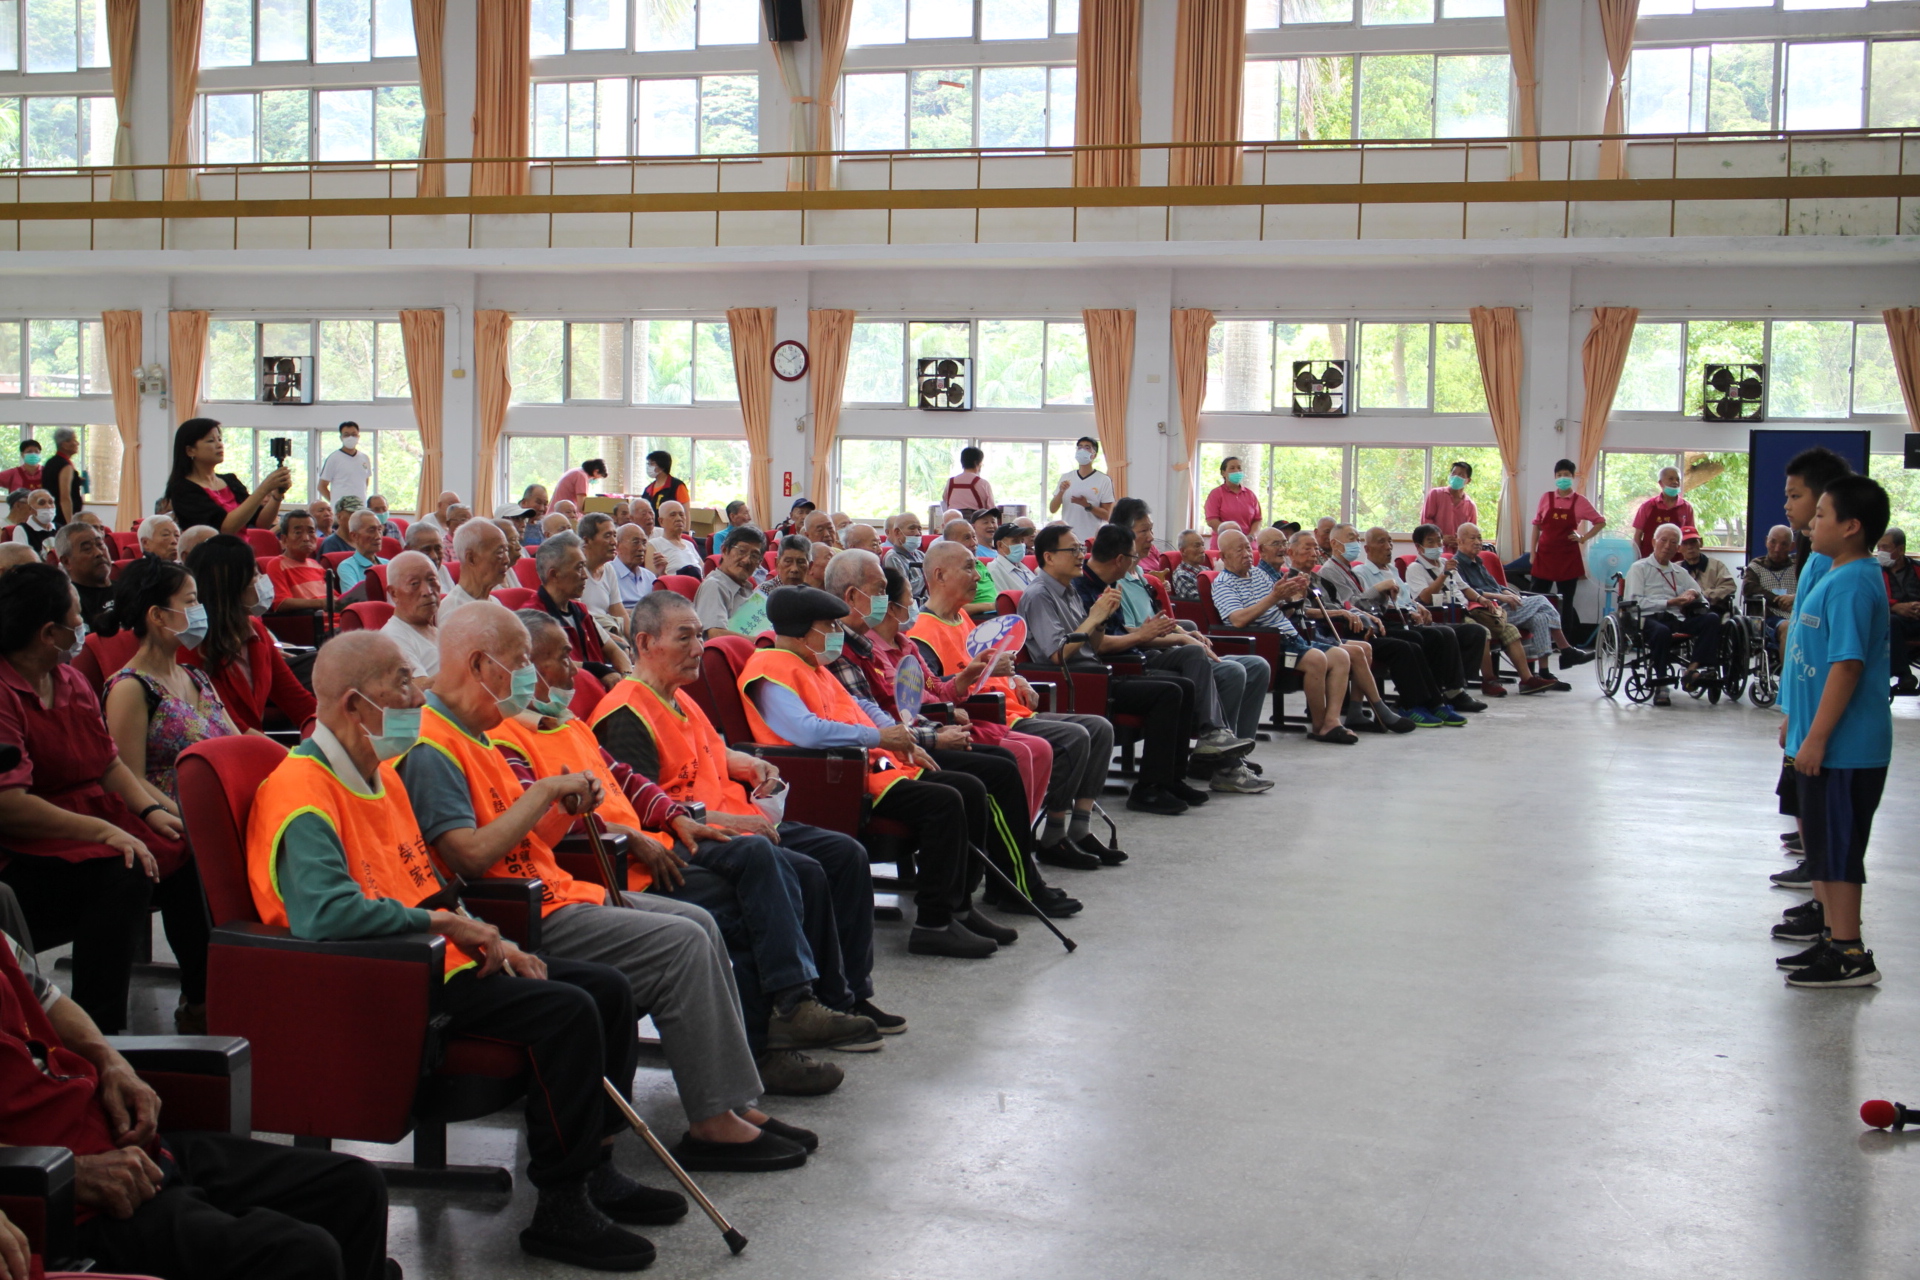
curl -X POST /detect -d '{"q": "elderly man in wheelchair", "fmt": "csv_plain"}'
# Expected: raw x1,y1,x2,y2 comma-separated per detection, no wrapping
1613,523,1726,707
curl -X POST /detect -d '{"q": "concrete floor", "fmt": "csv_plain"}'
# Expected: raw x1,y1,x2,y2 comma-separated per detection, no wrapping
120,680,1920,1280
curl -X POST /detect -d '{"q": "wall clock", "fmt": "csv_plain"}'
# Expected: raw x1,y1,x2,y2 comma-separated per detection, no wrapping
772,340,809,381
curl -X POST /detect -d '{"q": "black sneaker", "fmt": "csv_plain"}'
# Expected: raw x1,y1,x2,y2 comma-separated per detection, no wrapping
1449,692,1488,712
1771,860,1814,889
1773,913,1824,942
1167,780,1210,807
1034,840,1101,871
1776,939,1829,970
520,1221,656,1272
1785,946,1881,988
1782,834,1804,855
851,999,907,1034
1783,899,1822,922
989,886,1083,918
1126,783,1187,815
957,909,1019,945
1779,829,1800,844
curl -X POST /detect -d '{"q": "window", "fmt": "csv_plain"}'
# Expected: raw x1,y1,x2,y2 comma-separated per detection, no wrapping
1641,0,1904,16
1613,318,1899,419
199,0,416,67
0,320,111,398
1599,450,1749,548
1202,320,1486,414
1626,39,1916,134
1246,0,1501,28
832,435,1084,522
1243,53,1509,141
506,319,737,406
1869,455,1920,539
204,318,410,403
1,0,107,72
1196,442,1504,540
0,95,116,168
850,0,1078,46
0,423,121,505
841,319,1088,407
503,434,745,508
842,65,1074,151
531,74,760,159
530,0,760,55
200,86,424,165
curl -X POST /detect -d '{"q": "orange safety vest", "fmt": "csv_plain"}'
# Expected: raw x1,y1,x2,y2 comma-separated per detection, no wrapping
415,704,608,916
489,713,667,893
590,677,754,814
247,749,479,978
906,610,1034,722
737,646,922,800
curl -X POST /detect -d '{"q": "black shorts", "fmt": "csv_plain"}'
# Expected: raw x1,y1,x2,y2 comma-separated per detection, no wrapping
1795,766,1888,885
1777,757,1799,817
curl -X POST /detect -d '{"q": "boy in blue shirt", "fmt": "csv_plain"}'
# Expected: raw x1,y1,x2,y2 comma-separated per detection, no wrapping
1777,474,1893,988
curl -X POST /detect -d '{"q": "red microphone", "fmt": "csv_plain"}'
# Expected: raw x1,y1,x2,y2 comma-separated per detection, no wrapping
1861,1099,1917,1131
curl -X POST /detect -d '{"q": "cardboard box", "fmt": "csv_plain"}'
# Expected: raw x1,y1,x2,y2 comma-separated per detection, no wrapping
582,495,620,515
687,506,723,537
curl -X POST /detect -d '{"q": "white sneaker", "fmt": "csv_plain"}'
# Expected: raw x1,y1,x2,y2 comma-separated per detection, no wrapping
1192,728,1255,757
1211,763,1275,793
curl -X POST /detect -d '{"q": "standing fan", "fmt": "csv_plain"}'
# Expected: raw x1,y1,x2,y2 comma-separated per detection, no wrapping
260,355,308,405
916,357,971,411
1702,363,1764,423
1291,360,1347,417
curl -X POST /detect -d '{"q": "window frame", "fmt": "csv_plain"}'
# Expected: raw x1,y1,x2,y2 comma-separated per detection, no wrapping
1244,0,1508,32
1198,317,1492,417
1,0,110,74
0,317,112,398
1595,447,1751,550
1240,51,1516,143
848,0,1080,48
838,62,1075,153
1623,33,1918,135
200,316,412,406
840,316,1091,410
505,317,740,408
530,0,765,57
829,434,1087,523
195,84,426,168
0,92,116,169
1608,316,1902,422
1185,440,1508,543
196,0,420,71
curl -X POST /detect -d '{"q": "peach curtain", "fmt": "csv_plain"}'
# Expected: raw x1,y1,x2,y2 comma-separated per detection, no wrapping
165,0,203,201
1168,0,1243,187
1596,0,1639,180
1170,309,1213,518
728,308,776,526
807,310,856,509
102,311,143,518
410,0,447,197
168,310,208,423
1504,0,1539,181
1083,309,1134,495
1885,309,1920,429
813,0,854,191
1468,306,1524,557
472,0,530,197
767,38,811,190
1575,306,1640,491
106,0,138,200
473,311,513,509
399,310,445,514
1074,0,1141,189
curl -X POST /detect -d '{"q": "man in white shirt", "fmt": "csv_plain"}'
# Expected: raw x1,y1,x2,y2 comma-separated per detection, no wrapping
576,512,631,660
694,526,766,638
378,550,442,685
1049,435,1116,543
650,501,702,576
316,422,372,505
439,517,510,620
404,520,457,595
1403,523,1554,695
1623,521,1722,705
415,490,460,533
611,523,660,609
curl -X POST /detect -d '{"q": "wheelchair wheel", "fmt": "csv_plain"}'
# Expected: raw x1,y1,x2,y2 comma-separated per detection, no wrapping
1596,614,1626,699
1625,665,1654,703
1721,622,1749,703
1749,638,1778,709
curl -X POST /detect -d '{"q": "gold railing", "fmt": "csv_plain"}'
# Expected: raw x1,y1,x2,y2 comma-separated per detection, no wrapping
1,128,1913,250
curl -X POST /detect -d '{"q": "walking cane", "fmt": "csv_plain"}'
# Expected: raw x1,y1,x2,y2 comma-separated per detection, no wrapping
600,1079,748,1255
970,843,1076,953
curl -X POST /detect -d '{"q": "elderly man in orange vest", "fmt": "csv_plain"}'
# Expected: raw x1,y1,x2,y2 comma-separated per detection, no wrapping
395,602,816,1177
496,608,879,1097
248,631,675,1272
736,586,1011,959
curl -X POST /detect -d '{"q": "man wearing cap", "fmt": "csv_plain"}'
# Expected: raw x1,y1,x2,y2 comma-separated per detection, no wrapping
777,498,814,538
1677,525,1737,608
319,495,361,555
494,500,535,543
737,587,1008,959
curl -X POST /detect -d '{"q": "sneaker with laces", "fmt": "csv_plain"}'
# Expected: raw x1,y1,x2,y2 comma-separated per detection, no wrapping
767,998,880,1051
1518,675,1557,694
1434,704,1468,726
1782,834,1804,855
1777,939,1829,969
1404,708,1444,728
1773,914,1825,942
1211,763,1275,793
755,1049,845,1096
1770,860,1814,889
1785,946,1881,987
1783,899,1822,922
1192,728,1255,756
1449,692,1488,712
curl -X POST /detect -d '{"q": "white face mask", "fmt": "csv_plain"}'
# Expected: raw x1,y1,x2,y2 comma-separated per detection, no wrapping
1875,549,1896,568
341,435,359,450
646,463,661,478
1074,449,1094,467
250,573,275,615
29,508,53,529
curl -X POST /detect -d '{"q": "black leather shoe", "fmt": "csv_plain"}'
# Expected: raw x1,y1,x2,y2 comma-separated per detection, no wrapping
670,1130,808,1173
1075,833,1127,864
1559,647,1594,669
521,1222,656,1271
1126,784,1187,815
1167,780,1210,806
958,909,1019,944
908,920,998,958
593,1182,688,1226
990,886,1083,918
751,1115,819,1151
1035,839,1101,870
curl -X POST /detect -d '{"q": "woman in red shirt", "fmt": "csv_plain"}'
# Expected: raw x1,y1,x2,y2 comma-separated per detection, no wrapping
1203,455,1262,537
180,536,317,734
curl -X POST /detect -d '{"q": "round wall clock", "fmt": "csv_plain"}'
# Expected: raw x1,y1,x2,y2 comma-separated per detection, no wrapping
771,340,810,381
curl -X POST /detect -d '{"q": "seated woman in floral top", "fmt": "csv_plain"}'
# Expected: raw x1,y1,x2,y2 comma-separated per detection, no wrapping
104,558,242,804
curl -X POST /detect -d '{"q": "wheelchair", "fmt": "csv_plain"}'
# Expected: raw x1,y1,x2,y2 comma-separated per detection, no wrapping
1736,591,1782,709
1595,577,1748,704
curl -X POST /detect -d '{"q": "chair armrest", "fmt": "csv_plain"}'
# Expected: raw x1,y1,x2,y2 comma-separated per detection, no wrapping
0,1146,74,1265
211,920,446,964
552,833,631,899
736,745,867,835
960,692,1007,725
107,1036,252,1136
1207,634,1257,654
460,878,547,951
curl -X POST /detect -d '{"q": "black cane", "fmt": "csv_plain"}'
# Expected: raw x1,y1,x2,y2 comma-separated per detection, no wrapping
970,843,1075,953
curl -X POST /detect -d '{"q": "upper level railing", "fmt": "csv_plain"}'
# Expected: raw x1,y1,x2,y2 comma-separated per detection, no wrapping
1,128,1914,251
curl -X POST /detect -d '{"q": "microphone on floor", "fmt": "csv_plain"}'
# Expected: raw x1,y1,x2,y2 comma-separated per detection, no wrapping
1861,1099,1917,1131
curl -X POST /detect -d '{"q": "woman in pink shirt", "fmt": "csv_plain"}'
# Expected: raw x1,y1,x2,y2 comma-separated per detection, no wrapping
551,457,606,508
1203,456,1262,537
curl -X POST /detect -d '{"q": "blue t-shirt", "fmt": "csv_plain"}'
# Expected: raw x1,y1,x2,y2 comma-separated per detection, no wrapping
1783,556,1891,769
1778,550,1832,718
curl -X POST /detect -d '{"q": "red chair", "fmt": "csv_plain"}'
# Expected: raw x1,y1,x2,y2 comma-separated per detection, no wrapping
379,536,401,560
447,558,461,585
919,534,937,550
511,558,542,590
763,551,777,572
1393,553,1416,580
109,556,141,582
244,529,281,561
491,586,537,610
178,736,545,1190
568,667,606,721
107,530,141,559
1478,549,1509,587
262,614,324,647
321,550,353,571
389,517,409,535
74,630,139,700
704,553,723,574
338,601,394,632
1023,555,1037,571
653,576,698,602
363,563,389,603
994,590,1020,615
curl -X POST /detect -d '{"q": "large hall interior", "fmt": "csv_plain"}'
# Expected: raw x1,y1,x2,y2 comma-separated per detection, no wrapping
1,0,1918,1274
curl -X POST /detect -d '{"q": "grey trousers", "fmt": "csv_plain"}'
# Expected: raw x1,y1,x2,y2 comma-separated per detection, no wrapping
1020,712,1115,809
540,893,763,1122
1211,654,1271,741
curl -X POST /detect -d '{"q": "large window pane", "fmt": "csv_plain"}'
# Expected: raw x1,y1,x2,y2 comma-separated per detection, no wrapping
846,322,904,404
1784,41,1863,129
569,322,625,400
909,0,969,39
1268,446,1344,529
692,438,748,504
1768,319,1852,418
635,320,692,404
986,440,1043,517
1287,0,1354,21
980,65,1045,148
1683,319,1764,416
910,69,973,149
1046,66,1075,146
1298,56,1353,139
700,74,758,154
1615,322,1683,412
906,436,967,515
374,85,423,160
638,78,697,154
693,321,737,401
259,0,305,58
373,0,412,55
1205,321,1274,413
909,321,969,367
1358,323,1430,409
26,96,77,168
1358,54,1433,139
510,436,566,498
981,0,1046,40
530,0,565,54
27,319,78,397
636,0,694,50
315,0,370,61
843,73,905,150
375,321,409,399
1044,322,1091,406
1353,447,1425,534
1706,43,1774,131
699,0,758,44
976,320,1043,408
1680,451,1749,546
376,430,422,510
1363,0,1432,23
1852,322,1902,415
1868,41,1920,127
0,102,18,167
318,319,374,402
261,89,310,163
1435,54,1508,137
206,321,257,401
317,88,373,161
571,0,622,48
80,320,108,395
1629,47,1694,133
1432,323,1486,413
1869,455,1920,537
0,325,18,393
205,93,256,165
509,319,564,404
199,0,251,69
1243,59,1283,141
1599,451,1669,534
851,0,904,46
838,439,901,519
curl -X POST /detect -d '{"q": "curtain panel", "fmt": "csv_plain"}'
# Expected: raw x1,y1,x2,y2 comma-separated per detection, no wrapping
107,0,138,200
1468,306,1524,557
472,0,531,197
807,311,857,507
1074,0,1141,188
103,312,143,517
1504,0,1539,181
1168,0,1243,187
399,310,445,513
1083,309,1135,494
728,308,777,525
410,0,448,197
1884,309,1920,429
1575,306,1641,491
165,0,203,201
1596,0,1640,180
473,311,513,508
813,0,855,191
1170,309,1214,522
168,310,209,423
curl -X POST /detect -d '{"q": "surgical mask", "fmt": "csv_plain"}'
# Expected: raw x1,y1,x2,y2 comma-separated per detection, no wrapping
900,602,919,630
818,628,844,660
250,573,275,615
646,463,661,478
1555,477,1574,492
1227,471,1245,486
341,435,358,449
29,508,52,529
1342,541,1363,562
1420,545,1443,562
1006,543,1027,562
1875,549,1895,568
20,453,40,468
164,604,208,649
530,686,572,719
353,692,421,762
59,620,87,660
864,593,889,627
1448,475,1467,491
1074,449,1094,467
1662,485,1681,499
487,655,539,718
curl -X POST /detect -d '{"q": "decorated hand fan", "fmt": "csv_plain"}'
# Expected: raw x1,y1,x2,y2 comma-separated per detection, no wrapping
966,613,1027,661
894,649,926,723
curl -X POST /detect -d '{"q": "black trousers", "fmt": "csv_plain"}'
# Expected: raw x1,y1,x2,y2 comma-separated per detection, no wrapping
1387,621,1477,697
0,854,215,1034
1108,673,1192,787
76,1131,388,1280
1642,611,1722,675
928,745,1034,897
869,769,988,928
1367,631,1443,707
1891,612,1920,679
439,955,636,1190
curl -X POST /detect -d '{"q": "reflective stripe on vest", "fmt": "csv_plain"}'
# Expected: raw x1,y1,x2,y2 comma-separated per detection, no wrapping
736,647,921,800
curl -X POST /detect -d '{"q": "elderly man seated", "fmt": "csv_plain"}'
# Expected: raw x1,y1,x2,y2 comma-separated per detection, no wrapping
441,516,510,620
1210,528,1353,742
1318,521,1482,727
612,522,663,610
503,609,882,1095
253,631,673,1272
696,524,767,637
1623,522,1722,706
1403,523,1556,696
534,530,632,681
1452,523,1590,672
306,497,337,545
940,517,1001,616
444,502,472,538
577,511,632,661
802,511,841,551
137,513,180,562
494,515,526,562
519,484,551,545
318,497,357,555
1677,525,1737,609
882,512,927,600
1878,526,1920,694
738,586,1006,958
1743,524,1799,622
366,494,404,540
650,501,703,578
0,542,36,574
56,519,118,634
1348,524,1490,709
399,603,813,1174
804,542,833,590
335,509,387,594
1268,531,1413,733
765,534,810,592
842,521,880,554
1169,529,1210,602
539,512,572,544
379,549,442,685
404,517,456,594
986,521,1036,595
265,508,329,613
416,488,461,533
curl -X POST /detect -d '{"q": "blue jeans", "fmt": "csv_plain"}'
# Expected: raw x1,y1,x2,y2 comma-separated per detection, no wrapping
665,833,814,1056
775,821,876,1008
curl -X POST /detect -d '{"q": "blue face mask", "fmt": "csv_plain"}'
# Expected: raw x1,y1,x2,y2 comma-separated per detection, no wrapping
1421,545,1443,562
164,604,208,649
819,628,844,660
1448,474,1467,491
864,592,889,627
901,602,919,630
1342,541,1363,562
20,453,40,468
1227,471,1245,486
530,685,572,719
353,692,421,762
1555,476,1574,492
488,655,539,717
1006,543,1027,562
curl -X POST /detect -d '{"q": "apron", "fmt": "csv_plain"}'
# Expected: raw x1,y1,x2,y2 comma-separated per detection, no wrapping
1533,493,1585,581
